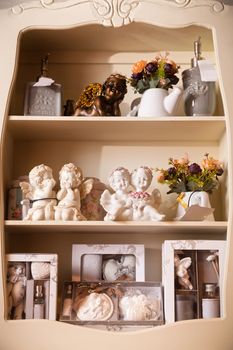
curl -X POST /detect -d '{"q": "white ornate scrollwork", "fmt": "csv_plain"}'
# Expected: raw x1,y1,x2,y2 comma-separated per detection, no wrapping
11,0,89,14
11,0,139,25
11,0,225,20
93,0,139,26
151,0,224,13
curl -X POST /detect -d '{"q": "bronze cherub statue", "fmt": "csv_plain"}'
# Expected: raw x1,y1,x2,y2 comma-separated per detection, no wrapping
74,74,127,116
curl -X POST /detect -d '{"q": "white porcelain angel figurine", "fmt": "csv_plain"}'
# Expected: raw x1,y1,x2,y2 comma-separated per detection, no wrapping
174,254,193,290
20,164,56,220
130,166,165,221
206,251,219,281
100,167,133,221
54,163,93,221
103,255,135,281
7,263,27,319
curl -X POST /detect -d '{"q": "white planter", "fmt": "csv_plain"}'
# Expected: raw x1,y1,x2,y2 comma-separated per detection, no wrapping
137,87,182,117
175,191,215,221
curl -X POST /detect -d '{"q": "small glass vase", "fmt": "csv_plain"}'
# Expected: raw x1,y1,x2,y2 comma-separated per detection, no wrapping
175,191,214,221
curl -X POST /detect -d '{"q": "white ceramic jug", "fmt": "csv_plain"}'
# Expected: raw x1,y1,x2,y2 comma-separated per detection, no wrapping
175,191,214,221
137,87,182,117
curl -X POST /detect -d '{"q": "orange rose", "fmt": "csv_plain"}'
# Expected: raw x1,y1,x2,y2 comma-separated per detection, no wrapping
132,60,147,74
157,173,165,183
202,157,223,171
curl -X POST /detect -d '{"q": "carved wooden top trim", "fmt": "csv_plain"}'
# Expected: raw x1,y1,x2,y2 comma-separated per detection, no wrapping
11,0,225,26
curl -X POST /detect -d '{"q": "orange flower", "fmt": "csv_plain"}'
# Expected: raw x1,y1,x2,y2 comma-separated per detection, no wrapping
202,156,223,171
178,153,189,166
132,60,147,74
157,173,165,183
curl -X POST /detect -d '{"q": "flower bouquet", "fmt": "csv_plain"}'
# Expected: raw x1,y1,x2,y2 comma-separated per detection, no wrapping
130,53,179,94
157,153,224,194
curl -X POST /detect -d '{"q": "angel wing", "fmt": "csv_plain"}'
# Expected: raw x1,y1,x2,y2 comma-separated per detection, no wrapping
179,257,192,269
99,189,113,212
75,82,102,109
175,256,192,279
80,178,94,200
151,188,162,209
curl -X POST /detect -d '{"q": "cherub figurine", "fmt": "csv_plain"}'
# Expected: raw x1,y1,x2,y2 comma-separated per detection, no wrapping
100,167,133,221
130,166,165,221
7,263,27,319
54,163,93,221
74,74,127,116
174,254,193,290
206,251,219,281
20,164,56,220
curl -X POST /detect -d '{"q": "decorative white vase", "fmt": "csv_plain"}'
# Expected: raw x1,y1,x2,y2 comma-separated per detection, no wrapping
137,87,182,117
175,191,215,221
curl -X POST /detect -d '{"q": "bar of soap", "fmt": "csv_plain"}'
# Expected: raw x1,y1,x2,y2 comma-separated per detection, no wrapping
76,292,114,321
31,262,50,280
119,291,161,321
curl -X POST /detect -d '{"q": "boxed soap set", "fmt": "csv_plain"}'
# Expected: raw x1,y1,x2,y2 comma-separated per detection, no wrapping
162,240,225,323
6,254,57,320
60,281,163,326
60,244,164,327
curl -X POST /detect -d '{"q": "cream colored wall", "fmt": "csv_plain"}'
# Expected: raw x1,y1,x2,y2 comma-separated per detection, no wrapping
11,51,217,116
0,1,233,350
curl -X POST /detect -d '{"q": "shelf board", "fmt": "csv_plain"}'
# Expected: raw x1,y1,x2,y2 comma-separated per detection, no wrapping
5,220,227,234
8,116,226,142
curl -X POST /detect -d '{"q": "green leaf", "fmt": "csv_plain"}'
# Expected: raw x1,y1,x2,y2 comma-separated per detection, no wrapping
137,80,149,94
149,79,159,88
168,181,187,194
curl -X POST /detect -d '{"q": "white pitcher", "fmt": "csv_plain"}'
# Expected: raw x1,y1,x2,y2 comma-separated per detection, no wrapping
137,87,182,117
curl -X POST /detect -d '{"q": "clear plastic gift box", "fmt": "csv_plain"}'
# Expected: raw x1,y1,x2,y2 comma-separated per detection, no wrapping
60,281,164,327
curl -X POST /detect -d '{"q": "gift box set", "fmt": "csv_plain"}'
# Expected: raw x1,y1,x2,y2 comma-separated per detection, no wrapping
6,254,58,320
162,240,225,323
60,281,164,327
5,240,225,326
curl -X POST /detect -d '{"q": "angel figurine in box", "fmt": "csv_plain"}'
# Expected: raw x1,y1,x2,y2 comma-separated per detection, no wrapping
7,262,27,319
130,166,165,221
100,167,133,221
20,164,57,220
54,163,93,221
174,254,193,290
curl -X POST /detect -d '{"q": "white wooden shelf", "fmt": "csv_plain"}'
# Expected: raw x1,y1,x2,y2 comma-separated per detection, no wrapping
5,220,227,234
8,116,226,142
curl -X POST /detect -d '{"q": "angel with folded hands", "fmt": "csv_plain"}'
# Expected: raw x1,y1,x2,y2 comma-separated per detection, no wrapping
54,163,93,221
100,167,133,221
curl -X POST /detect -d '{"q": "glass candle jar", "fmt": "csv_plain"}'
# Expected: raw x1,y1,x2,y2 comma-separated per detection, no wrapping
202,283,220,319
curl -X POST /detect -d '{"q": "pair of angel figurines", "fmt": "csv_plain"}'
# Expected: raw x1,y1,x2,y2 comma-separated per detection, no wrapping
20,163,94,221
100,166,165,221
